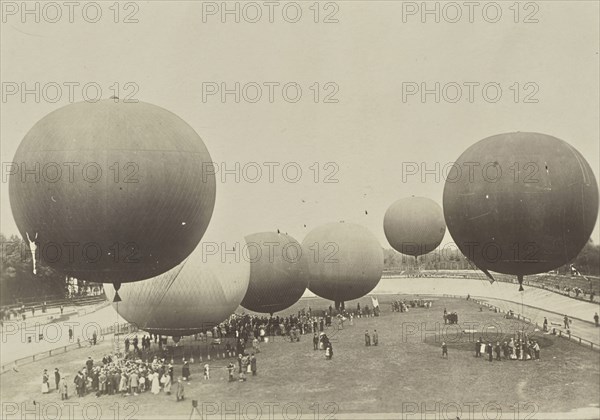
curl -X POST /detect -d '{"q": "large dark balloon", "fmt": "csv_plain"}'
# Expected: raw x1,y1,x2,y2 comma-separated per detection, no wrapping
383,197,446,257
9,100,216,283
302,222,383,302
443,132,599,279
105,231,250,337
240,232,307,314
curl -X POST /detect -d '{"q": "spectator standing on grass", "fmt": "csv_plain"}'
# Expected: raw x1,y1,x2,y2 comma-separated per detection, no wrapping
227,363,235,382
564,315,569,329
161,372,171,395
486,342,493,362
182,360,190,382
372,330,379,346
365,330,371,346
176,378,185,401
59,374,69,400
475,338,481,357
129,370,139,395
42,369,50,394
494,342,501,361
250,353,257,376
594,312,599,327
533,341,540,360
325,343,333,360
54,368,61,390
441,342,448,358
151,371,160,395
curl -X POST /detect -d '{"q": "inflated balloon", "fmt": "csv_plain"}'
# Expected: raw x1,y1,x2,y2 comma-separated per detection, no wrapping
443,132,599,290
240,232,307,315
383,197,446,257
104,231,250,338
302,222,383,302
9,100,216,285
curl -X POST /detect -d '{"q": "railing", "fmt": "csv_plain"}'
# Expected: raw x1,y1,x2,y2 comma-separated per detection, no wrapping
382,270,600,304
1,294,107,314
470,298,599,352
0,322,136,375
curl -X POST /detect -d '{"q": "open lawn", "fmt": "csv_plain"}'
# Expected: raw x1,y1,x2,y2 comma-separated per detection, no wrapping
1,295,599,419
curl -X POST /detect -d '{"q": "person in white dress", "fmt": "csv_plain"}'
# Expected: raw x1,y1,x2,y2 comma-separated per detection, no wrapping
161,373,171,395
151,372,160,395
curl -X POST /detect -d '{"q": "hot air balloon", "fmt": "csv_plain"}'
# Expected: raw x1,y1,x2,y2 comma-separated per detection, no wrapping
302,222,383,306
104,231,250,339
383,196,446,258
9,100,216,297
443,132,599,291
240,232,307,315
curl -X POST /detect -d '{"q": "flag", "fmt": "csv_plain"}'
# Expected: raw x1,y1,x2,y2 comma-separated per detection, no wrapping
371,296,379,308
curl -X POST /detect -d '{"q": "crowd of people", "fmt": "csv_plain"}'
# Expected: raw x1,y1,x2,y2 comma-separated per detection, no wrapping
43,353,189,402
390,298,433,312
473,332,542,361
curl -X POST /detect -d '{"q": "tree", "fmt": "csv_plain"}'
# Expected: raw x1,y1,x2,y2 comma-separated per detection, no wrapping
1,233,67,305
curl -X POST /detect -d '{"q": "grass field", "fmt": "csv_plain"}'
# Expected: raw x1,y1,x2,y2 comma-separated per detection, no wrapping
1,295,599,419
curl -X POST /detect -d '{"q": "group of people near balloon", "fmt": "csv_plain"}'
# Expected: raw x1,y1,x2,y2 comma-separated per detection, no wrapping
42,353,186,402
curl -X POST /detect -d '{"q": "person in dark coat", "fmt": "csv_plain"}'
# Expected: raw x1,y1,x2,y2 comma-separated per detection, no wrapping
250,353,257,376
494,342,501,361
181,360,190,381
227,363,235,382
364,330,371,346
54,368,61,390
475,338,481,357
486,342,493,362
313,333,319,350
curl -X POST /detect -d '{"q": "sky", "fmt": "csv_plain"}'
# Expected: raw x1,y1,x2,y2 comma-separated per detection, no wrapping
1,1,599,249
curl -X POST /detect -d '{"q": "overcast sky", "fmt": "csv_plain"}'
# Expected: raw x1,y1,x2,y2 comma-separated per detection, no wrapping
1,1,599,248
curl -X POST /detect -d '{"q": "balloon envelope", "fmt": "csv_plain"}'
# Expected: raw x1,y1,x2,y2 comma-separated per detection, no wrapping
383,197,446,257
9,100,216,283
105,232,250,337
240,232,307,314
443,132,598,276
302,222,383,302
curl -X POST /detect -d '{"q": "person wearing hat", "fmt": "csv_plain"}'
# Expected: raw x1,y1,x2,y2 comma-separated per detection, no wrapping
486,342,493,362
86,357,93,375
54,368,61,390
182,360,190,382
41,369,50,394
